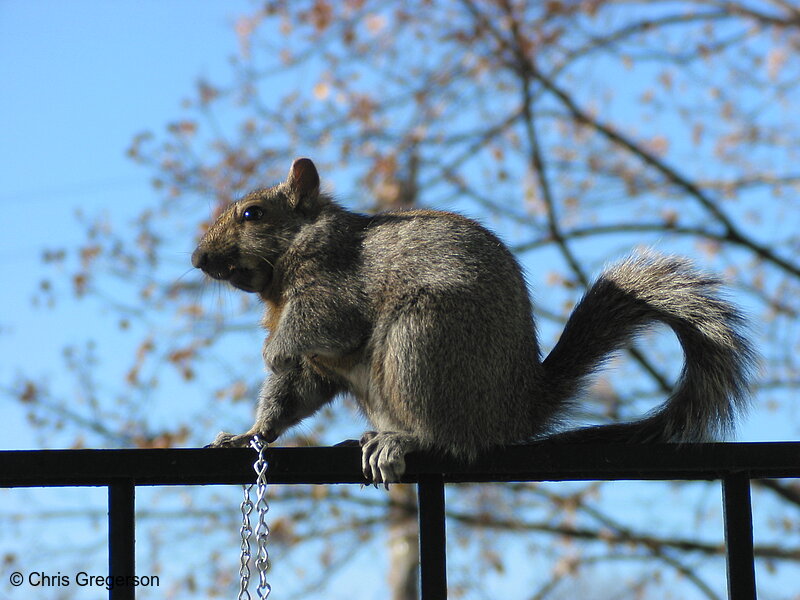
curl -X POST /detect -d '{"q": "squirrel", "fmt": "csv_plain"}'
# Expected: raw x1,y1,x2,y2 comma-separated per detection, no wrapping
192,157,756,484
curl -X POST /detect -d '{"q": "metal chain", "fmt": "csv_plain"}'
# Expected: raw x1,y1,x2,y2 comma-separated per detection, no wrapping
238,483,254,600
251,436,271,599
238,435,271,600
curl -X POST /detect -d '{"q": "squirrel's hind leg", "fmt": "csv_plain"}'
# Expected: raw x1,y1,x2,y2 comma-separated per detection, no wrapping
359,430,421,487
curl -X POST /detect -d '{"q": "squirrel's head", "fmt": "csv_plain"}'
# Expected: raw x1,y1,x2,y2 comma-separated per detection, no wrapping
191,157,327,295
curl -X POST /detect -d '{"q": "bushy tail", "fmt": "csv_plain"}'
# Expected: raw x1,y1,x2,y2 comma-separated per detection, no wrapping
543,251,757,443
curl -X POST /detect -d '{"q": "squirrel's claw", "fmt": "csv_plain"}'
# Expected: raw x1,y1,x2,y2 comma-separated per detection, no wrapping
360,431,416,488
206,431,255,448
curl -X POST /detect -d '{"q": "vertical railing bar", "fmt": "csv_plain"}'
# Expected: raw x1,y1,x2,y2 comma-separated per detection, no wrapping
722,474,756,600
108,480,136,600
417,474,447,599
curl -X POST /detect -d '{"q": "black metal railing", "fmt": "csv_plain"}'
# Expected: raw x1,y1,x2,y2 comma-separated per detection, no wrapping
2,441,799,599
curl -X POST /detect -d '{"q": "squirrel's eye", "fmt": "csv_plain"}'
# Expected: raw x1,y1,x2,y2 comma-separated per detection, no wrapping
242,206,264,222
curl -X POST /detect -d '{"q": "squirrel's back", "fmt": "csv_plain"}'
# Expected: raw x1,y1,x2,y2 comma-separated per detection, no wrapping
362,210,530,308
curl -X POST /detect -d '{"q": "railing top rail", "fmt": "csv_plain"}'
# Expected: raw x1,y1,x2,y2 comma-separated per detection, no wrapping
0,442,798,488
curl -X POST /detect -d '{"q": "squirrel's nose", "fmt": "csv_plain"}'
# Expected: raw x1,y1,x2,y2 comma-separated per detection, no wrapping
191,248,207,270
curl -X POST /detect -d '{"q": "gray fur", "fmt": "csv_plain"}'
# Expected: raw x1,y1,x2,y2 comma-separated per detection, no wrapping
193,159,756,483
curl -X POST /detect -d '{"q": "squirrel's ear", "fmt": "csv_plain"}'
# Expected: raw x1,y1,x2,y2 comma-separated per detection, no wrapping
286,158,320,209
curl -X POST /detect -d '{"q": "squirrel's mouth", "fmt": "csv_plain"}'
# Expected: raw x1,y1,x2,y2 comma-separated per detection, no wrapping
228,267,270,294
193,247,273,294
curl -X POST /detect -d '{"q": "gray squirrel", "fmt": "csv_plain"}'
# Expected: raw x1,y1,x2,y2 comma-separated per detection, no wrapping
192,158,756,484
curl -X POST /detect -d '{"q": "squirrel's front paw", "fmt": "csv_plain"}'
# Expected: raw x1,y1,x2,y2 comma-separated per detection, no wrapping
206,431,254,448
359,431,419,487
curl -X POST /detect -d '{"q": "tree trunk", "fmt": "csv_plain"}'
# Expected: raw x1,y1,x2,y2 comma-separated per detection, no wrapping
388,484,420,600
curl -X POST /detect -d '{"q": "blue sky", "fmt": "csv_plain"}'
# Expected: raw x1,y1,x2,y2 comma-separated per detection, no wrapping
0,1,256,449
